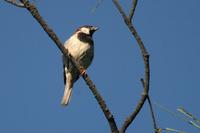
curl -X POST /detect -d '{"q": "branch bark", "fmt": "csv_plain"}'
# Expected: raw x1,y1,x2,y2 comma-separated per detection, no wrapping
141,79,158,133
112,1,150,133
5,0,155,132
15,0,119,132
147,96,158,133
129,0,138,21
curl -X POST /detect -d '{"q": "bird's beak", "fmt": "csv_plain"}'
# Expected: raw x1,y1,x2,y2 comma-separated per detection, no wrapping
91,26,99,31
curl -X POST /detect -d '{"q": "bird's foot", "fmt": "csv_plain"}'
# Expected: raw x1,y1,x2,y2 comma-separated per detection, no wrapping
80,67,86,76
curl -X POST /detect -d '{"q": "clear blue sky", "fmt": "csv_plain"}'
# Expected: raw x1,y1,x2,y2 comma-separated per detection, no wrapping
0,1,200,133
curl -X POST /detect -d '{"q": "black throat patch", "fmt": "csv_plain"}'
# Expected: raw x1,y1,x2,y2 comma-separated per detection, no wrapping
77,32,93,44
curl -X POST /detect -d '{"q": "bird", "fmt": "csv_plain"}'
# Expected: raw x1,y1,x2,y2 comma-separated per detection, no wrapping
61,25,99,106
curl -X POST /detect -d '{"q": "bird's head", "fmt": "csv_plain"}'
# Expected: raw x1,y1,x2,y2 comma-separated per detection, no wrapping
76,25,99,36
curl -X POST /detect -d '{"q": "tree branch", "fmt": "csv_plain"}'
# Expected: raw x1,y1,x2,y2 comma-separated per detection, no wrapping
112,0,129,23
141,79,158,133
11,0,119,132
5,0,154,132
147,96,159,133
112,1,150,133
4,0,24,8
129,0,138,21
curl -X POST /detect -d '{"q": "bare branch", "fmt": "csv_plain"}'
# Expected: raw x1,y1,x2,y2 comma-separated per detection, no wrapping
147,95,158,132
112,0,150,133
120,93,148,133
155,103,200,130
91,0,104,13
177,107,200,124
162,128,186,133
112,0,129,24
4,0,24,8
129,0,138,21
119,20,150,133
7,0,119,132
120,23,150,133
141,79,158,133
6,0,154,132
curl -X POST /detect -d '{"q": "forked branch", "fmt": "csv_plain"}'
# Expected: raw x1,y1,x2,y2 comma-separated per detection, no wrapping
141,79,159,133
5,0,156,132
6,0,118,132
129,0,138,21
112,0,151,133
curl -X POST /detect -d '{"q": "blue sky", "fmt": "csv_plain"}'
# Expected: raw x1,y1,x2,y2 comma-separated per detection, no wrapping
0,0,200,133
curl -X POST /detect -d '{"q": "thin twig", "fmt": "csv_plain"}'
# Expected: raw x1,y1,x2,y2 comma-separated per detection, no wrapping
8,0,119,132
141,79,158,133
112,1,150,133
177,107,200,123
155,103,200,129
112,0,129,24
4,0,24,8
162,128,186,133
129,0,138,21
91,0,104,13
155,102,189,122
147,97,158,132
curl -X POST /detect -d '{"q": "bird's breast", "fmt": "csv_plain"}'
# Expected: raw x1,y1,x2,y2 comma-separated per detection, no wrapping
66,37,93,59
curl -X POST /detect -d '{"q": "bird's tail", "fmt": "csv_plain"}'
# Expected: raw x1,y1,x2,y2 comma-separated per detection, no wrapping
61,85,73,106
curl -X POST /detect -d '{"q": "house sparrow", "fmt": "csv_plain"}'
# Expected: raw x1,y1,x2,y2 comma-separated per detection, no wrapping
61,25,98,106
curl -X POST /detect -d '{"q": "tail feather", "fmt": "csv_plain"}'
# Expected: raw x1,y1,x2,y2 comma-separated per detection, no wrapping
61,86,73,106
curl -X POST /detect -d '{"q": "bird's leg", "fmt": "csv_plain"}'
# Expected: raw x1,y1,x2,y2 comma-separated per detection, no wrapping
80,67,86,76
